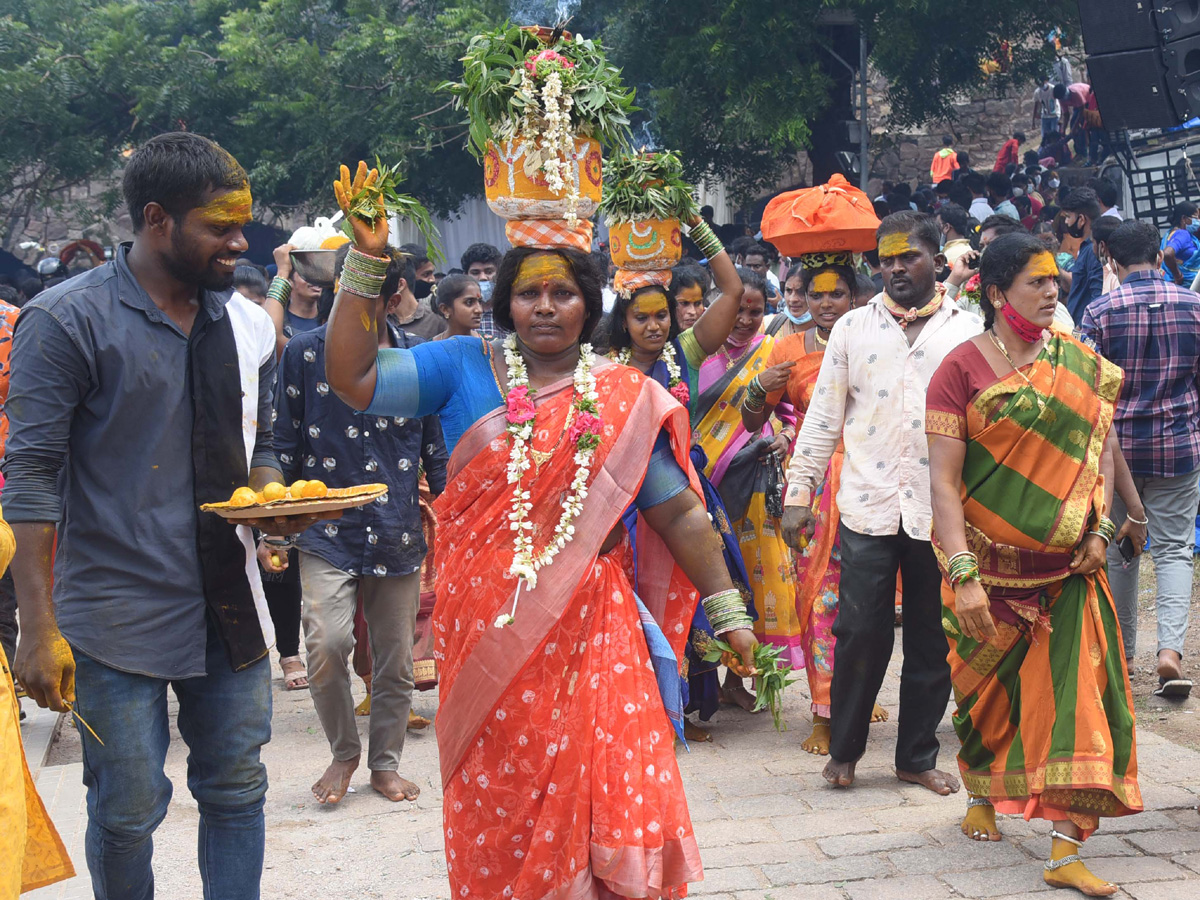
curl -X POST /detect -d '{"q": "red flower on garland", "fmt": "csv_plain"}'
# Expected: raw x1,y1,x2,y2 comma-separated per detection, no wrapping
567,410,604,451
505,385,536,425
669,382,690,404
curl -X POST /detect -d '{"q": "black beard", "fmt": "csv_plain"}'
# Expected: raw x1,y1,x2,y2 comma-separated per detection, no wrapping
166,230,234,292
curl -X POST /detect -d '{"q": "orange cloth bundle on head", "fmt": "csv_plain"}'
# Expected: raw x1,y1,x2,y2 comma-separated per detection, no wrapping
613,267,672,298
505,218,594,253
760,173,881,256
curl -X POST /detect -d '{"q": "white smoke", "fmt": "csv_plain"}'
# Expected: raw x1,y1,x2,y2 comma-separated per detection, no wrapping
507,0,580,25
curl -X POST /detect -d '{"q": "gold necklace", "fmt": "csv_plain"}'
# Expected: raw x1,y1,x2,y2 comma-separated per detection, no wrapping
814,327,830,347
721,339,753,369
529,405,576,470
988,329,1046,410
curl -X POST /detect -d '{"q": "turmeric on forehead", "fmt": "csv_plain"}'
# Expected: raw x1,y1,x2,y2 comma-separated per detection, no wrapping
810,272,841,294
878,232,919,258
197,186,253,227
1026,251,1059,280
632,291,668,315
514,253,574,291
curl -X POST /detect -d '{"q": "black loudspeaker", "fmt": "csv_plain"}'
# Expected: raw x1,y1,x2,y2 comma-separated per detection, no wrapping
1079,0,1200,129
1159,0,1200,41
1088,48,1182,128
1079,1,1161,55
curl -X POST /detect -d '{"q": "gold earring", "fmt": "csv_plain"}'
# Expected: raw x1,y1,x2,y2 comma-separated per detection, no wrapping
992,299,1003,309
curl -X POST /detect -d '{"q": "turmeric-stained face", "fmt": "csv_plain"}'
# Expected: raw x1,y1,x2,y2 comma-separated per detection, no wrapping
624,288,671,354
805,268,853,333
878,229,941,307
996,250,1060,330
508,252,588,355
171,185,252,291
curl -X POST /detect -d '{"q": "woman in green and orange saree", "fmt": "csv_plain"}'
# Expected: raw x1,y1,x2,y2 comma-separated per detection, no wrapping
928,233,1140,898
323,162,759,900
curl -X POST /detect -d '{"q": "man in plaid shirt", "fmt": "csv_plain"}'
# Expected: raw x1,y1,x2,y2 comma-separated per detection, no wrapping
1081,219,1200,698
460,242,507,339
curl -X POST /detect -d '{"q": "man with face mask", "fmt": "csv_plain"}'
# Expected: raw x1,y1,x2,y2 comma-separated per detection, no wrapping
387,251,446,340
1061,187,1106,321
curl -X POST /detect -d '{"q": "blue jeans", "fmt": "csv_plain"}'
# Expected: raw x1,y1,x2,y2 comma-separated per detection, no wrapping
72,615,271,900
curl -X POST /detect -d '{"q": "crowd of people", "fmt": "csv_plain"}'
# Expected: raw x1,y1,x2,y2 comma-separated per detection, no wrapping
1,86,1198,900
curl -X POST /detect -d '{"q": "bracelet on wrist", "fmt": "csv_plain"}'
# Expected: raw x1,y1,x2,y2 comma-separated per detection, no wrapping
1090,515,1117,544
1125,512,1148,526
267,276,292,306
946,550,981,588
702,588,753,635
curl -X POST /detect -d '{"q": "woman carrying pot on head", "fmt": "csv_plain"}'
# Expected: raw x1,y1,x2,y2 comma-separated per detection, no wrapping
607,215,754,738
325,161,758,900
430,273,483,340
927,232,1140,897
741,255,889,756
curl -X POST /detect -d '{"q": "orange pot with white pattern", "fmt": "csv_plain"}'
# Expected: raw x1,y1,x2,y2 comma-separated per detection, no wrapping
608,217,683,270
483,134,603,220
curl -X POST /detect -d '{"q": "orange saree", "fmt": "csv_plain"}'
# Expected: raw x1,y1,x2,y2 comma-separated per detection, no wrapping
433,363,704,900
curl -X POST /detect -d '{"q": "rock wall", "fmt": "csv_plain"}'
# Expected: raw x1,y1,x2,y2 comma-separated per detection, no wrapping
865,75,1039,193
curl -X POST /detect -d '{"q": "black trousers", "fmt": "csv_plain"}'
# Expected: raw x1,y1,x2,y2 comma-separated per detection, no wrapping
829,523,950,772
262,547,302,658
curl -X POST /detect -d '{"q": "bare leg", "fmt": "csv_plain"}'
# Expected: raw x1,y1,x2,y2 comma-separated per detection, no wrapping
897,766,960,795
802,715,831,755
961,798,1002,842
312,754,359,804
1042,820,1118,896
720,670,757,712
369,770,420,802
822,757,856,787
684,719,713,742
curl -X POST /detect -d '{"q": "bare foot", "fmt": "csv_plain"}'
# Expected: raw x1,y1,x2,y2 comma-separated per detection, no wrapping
370,770,421,802
1158,649,1184,682
313,755,359,804
1044,839,1118,896
684,719,713,742
897,766,960,795
823,757,855,787
354,695,371,717
961,801,1002,841
720,676,758,712
802,715,831,755
871,703,889,723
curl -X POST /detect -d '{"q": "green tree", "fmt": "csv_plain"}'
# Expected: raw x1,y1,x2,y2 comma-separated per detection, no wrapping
587,0,1079,202
0,0,501,250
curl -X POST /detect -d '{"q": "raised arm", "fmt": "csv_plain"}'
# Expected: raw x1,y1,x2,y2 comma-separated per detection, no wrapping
689,218,745,356
325,163,390,411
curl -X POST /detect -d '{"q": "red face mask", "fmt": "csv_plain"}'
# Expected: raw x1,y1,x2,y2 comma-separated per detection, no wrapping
1000,297,1044,342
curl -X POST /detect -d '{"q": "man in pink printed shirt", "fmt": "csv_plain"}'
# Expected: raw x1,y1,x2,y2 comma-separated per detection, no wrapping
782,211,981,795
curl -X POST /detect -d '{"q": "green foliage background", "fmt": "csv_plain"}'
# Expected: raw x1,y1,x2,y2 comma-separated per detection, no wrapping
0,0,1078,249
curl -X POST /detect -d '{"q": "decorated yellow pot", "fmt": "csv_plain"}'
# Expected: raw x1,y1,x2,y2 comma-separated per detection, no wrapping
484,135,603,220
608,217,682,270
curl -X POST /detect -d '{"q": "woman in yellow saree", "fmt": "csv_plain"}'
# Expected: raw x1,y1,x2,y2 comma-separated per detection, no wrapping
928,233,1140,897
692,268,800,709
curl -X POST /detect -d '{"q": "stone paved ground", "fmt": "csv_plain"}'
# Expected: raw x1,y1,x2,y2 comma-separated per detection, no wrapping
25,632,1200,900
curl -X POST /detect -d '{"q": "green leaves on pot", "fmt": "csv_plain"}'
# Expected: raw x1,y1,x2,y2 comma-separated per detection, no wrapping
599,149,699,226
440,22,636,159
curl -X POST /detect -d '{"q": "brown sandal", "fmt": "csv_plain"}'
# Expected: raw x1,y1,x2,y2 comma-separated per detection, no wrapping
280,656,309,691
